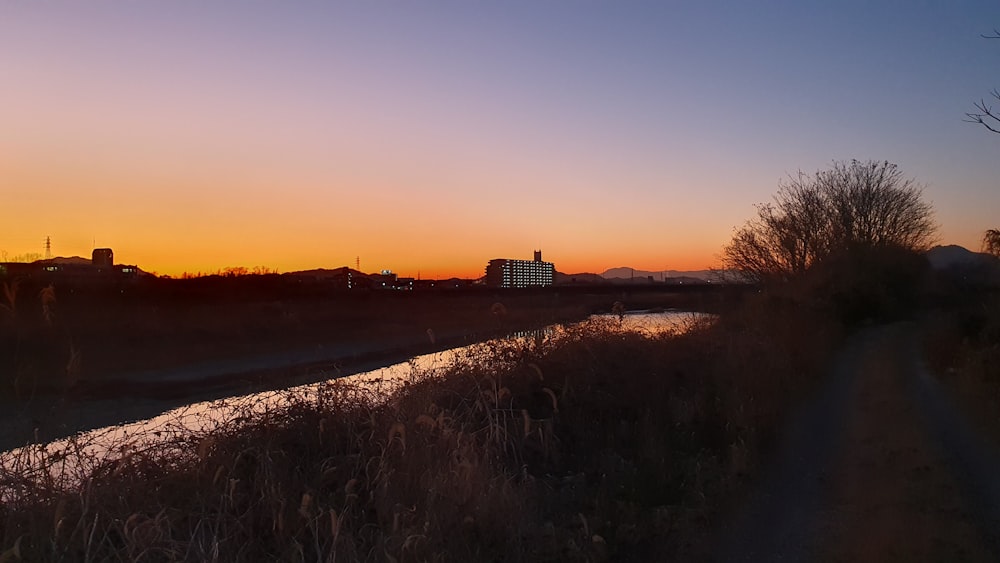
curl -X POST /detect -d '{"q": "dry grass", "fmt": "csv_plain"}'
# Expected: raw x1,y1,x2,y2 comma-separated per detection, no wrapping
0,298,839,562
922,294,1000,447
0,279,722,395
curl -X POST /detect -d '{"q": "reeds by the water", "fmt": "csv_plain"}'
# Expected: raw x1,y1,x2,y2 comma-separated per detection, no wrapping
0,300,839,562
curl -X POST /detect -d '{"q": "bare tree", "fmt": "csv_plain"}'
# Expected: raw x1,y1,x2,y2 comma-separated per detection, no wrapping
966,29,1000,134
722,178,830,282
983,228,1000,257
723,160,937,283
9,253,42,263
817,160,936,251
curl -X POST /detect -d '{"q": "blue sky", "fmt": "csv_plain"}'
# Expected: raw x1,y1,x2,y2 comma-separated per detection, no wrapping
2,1,998,275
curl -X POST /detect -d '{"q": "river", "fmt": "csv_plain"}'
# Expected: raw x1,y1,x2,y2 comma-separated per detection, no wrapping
0,310,710,493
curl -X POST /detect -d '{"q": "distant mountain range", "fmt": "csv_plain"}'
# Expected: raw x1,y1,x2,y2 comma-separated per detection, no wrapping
925,245,997,270
553,272,606,285
601,267,715,282
596,246,1000,281
553,268,715,285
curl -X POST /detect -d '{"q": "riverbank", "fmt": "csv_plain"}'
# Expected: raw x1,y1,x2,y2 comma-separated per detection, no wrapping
0,293,839,561
0,281,735,393
0,324,506,452
0,283,738,450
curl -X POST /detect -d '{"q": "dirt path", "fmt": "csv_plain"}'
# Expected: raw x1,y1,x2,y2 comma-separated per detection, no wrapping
718,324,1000,562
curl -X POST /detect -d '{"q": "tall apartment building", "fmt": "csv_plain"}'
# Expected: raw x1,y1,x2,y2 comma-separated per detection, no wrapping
485,250,554,288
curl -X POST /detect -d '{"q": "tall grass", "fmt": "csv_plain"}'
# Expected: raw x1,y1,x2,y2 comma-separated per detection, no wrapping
923,294,1000,446
0,299,839,561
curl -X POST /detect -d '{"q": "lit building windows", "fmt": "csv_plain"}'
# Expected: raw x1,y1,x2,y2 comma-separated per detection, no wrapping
484,250,554,288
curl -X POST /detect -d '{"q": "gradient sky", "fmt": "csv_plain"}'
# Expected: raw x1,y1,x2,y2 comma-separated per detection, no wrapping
2,1,1000,278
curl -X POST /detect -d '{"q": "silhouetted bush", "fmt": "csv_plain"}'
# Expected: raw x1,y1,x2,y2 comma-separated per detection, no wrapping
804,245,931,326
723,160,937,285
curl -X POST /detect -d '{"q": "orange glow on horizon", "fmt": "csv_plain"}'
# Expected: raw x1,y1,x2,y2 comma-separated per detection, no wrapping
1,149,727,279
2,3,997,281
4,243,723,281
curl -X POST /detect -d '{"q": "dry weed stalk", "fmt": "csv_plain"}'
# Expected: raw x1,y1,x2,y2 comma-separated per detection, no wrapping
0,311,836,561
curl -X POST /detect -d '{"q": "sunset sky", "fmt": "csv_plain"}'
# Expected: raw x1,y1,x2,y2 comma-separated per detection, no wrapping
2,1,1000,278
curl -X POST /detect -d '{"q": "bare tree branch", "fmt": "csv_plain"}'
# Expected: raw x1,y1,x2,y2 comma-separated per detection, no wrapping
969,31,1000,133
965,93,1000,134
722,160,937,283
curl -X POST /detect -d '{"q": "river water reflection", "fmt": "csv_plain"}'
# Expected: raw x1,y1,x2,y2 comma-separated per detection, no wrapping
0,310,711,490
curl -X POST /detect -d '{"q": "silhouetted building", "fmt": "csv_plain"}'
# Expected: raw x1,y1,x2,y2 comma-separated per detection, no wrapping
370,270,401,289
0,250,146,284
92,248,114,268
485,250,554,288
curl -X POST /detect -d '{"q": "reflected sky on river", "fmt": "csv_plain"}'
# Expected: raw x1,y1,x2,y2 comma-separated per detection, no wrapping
0,311,712,491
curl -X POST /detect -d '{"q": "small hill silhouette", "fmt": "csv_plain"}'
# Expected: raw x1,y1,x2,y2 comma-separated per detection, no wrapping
925,245,996,270
35,256,92,266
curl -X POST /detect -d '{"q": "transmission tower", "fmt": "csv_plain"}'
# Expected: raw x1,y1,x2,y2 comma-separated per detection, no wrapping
44,236,52,260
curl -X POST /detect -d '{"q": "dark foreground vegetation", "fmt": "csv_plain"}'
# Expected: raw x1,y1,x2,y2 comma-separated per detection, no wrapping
1,159,995,561
923,286,1000,449
0,294,842,561
0,277,730,400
